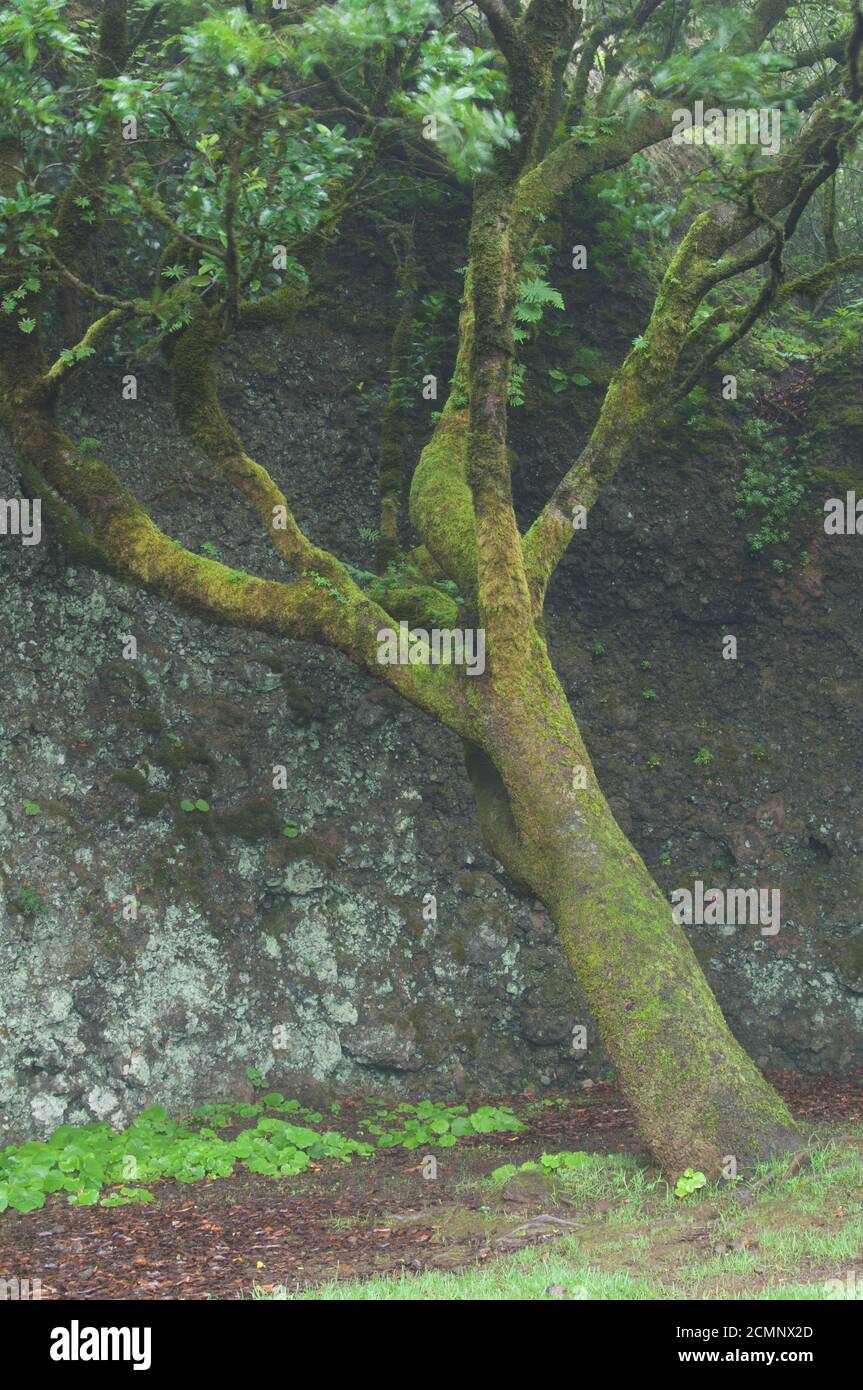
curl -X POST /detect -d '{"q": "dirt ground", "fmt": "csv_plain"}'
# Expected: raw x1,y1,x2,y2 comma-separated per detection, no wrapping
2,1072,861,1300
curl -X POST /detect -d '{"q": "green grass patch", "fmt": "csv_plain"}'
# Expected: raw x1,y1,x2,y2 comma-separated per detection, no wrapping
251,1241,659,1301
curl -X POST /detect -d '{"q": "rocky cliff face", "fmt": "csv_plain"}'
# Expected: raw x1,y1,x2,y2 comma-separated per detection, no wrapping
1,259,861,1145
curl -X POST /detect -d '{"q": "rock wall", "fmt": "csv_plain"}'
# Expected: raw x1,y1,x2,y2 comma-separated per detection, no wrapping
1,293,861,1146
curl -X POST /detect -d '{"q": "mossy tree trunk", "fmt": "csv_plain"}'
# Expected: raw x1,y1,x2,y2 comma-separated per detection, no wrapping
405,190,806,1173
406,0,863,1174
463,645,798,1175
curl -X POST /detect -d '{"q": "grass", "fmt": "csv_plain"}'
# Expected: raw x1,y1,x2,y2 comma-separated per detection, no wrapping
250,1246,658,1301
252,1125,863,1301
250,1242,852,1302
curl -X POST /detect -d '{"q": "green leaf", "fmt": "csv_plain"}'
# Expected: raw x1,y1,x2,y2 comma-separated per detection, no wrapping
561,1151,590,1168
9,1185,45,1213
68,1187,100,1205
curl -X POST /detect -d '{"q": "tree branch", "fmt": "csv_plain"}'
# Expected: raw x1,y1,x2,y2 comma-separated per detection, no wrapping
522,89,863,605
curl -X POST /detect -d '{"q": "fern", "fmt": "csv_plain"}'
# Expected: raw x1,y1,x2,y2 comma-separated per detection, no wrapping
508,362,526,406
515,276,565,323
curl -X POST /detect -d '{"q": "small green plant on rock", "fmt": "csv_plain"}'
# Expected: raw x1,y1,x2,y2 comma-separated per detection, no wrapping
310,571,349,606
735,426,804,554
13,888,43,917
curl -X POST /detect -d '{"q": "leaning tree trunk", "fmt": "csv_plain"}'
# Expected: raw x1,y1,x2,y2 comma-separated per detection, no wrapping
465,643,798,1177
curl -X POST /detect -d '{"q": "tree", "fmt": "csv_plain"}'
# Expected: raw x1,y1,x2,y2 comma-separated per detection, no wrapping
2,0,862,1174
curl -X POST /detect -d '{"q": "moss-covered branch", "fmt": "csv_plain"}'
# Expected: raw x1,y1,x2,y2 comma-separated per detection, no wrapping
40,307,137,391
120,169,226,264
170,302,340,580
6,369,479,737
41,244,141,311
673,102,863,399
521,211,726,606
408,283,480,603
523,88,863,608
565,19,615,128
464,177,534,673
409,414,479,593
512,0,847,261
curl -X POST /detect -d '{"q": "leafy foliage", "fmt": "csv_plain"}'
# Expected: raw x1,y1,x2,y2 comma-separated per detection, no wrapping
735,419,805,552
0,1095,523,1211
813,298,863,349
490,1150,591,1181
0,1100,373,1213
653,7,795,105
674,1167,708,1197
362,1100,523,1150
514,269,565,340
300,0,438,62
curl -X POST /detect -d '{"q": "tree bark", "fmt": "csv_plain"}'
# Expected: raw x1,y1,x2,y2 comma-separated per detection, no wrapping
466,645,799,1177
